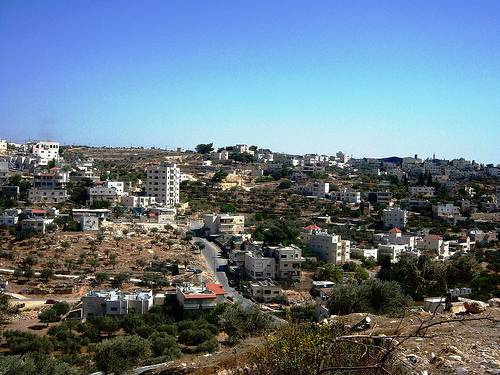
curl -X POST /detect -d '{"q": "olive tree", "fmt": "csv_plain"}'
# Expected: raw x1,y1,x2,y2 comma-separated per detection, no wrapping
94,335,151,375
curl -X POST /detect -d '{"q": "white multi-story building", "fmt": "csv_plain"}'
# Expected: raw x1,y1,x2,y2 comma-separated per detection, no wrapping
300,225,350,265
378,243,410,262
121,195,156,208
350,247,378,261
203,213,244,236
234,144,250,154
146,162,180,206
330,187,361,204
30,141,59,161
408,186,435,197
0,215,18,227
383,206,408,229
81,289,154,318
33,168,69,189
374,228,416,250
256,151,273,163
21,218,54,234
211,150,229,161
336,151,351,164
0,139,7,151
104,181,125,196
376,190,393,204
296,181,330,198
432,203,461,219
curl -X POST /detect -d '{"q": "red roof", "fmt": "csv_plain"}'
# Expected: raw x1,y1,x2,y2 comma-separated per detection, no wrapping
32,210,47,214
206,283,227,295
305,224,321,230
388,228,402,233
424,234,443,240
49,167,59,171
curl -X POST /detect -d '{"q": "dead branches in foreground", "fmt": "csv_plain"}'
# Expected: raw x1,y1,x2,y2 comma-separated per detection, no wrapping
235,309,499,375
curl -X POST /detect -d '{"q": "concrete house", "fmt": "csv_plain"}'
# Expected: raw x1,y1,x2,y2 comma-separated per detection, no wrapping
250,281,283,302
418,234,450,258
203,213,244,236
81,289,154,318
244,252,276,280
300,225,350,265
383,206,408,229
268,245,306,279
176,283,227,310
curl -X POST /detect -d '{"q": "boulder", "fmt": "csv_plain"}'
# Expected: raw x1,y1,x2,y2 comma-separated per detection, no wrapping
463,301,487,314
488,298,500,307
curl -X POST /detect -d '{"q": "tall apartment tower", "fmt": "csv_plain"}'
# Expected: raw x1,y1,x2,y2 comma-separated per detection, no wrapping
146,162,180,206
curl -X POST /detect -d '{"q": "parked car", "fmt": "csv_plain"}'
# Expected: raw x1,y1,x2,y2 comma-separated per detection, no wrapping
194,269,203,274
45,299,58,304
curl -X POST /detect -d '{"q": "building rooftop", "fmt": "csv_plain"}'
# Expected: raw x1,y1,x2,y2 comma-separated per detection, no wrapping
304,224,321,230
181,283,227,299
85,289,152,301
388,228,402,233
424,234,443,240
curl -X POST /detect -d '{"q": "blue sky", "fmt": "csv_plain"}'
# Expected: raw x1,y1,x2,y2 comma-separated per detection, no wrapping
1,1,499,163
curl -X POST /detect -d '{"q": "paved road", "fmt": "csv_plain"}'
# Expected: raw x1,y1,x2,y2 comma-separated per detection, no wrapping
195,236,253,308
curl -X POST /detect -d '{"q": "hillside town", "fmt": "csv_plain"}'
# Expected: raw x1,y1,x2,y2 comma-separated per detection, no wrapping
0,137,499,374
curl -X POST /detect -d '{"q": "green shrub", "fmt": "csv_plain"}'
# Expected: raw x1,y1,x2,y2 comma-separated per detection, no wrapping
193,337,219,354
327,279,411,316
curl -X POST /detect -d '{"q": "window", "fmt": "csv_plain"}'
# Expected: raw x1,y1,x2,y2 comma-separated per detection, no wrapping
110,307,118,312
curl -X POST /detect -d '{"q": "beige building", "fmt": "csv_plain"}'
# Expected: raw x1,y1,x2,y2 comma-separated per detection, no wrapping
250,281,283,302
269,245,306,279
87,186,119,205
417,234,450,258
300,225,350,265
244,252,276,280
28,188,67,204
203,213,244,236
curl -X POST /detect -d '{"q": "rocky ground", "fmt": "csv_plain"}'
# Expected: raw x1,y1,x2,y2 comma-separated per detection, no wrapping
143,308,500,375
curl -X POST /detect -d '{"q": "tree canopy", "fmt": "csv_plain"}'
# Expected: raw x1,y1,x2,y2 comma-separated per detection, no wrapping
195,143,214,154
